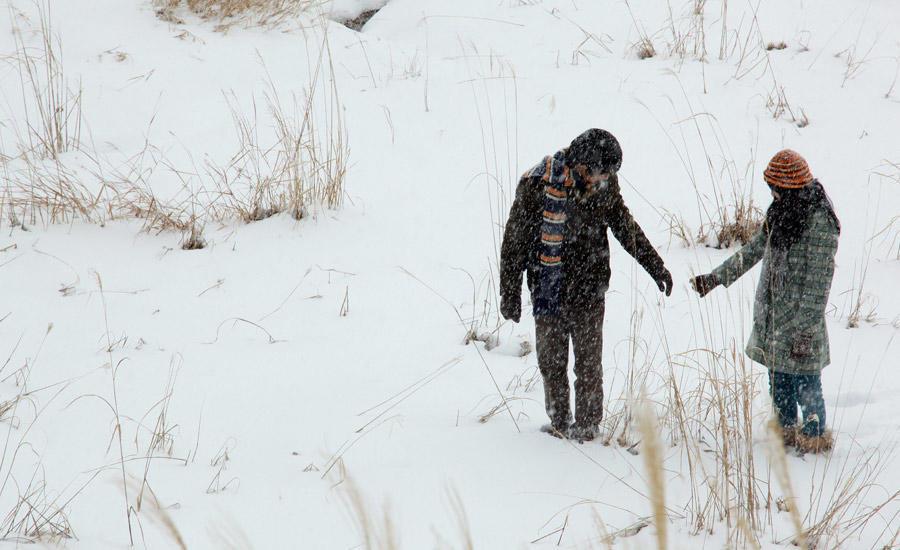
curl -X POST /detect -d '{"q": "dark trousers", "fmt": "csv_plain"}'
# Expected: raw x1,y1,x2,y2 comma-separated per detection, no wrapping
769,371,826,436
535,303,605,428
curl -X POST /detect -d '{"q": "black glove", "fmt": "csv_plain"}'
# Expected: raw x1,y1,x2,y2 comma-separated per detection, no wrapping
791,333,813,359
690,273,719,297
500,295,521,323
654,268,673,297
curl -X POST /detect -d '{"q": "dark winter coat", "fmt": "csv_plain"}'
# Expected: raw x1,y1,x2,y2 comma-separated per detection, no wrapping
712,204,839,373
500,171,666,313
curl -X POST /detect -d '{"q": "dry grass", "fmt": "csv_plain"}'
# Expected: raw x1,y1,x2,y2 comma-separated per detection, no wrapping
0,4,101,230
0,326,79,545
446,486,475,550
556,15,613,66
95,274,135,545
835,33,880,88
2,155,103,228
886,58,900,99
803,444,899,549
206,43,348,223
637,395,668,550
767,419,807,549
206,439,238,494
0,397,22,427
127,479,187,550
137,359,182,458
2,14,348,244
709,196,763,249
634,38,657,60
662,209,693,247
583,299,776,547
689,0,708,61
600,310,657,448
766,85,808,128
870,214,900,261
340,476,399,550
845,242,874,328
0,472,74,543
660,0,723,62
671,346,766,544
181,219,207,250
0,293,196,549
9,3,82,160
129,357,190,549
458,43,520,338
639,79,765,250
624,0,657,60
155,0,327,27
340,478,477,550
872,159,900,185
717,2,809,127
650,274,900,549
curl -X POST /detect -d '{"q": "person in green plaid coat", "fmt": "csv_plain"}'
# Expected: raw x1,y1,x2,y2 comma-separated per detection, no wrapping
690,149,840,454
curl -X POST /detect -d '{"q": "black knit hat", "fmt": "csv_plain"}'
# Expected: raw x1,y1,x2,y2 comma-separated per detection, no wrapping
566,129,623,173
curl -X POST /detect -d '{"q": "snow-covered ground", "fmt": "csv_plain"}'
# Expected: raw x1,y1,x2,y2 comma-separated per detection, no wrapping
1,0,899,548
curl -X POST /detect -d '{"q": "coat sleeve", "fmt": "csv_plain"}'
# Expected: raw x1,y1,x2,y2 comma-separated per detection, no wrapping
500,177,537,302
711,228,767,287
777,213,839,336
606,181,666,279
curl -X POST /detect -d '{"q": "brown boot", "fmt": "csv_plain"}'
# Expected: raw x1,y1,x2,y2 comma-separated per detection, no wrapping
781,426,799,447
795,430,834,454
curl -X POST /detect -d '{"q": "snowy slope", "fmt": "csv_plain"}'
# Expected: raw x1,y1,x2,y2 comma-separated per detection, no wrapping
1,0,899,548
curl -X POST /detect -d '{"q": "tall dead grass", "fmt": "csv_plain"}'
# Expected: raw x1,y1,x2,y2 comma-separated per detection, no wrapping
457,41,520,341
206,40,348,224
1,3,95,229
591,302,768,546
9,3,82,160
593,286,898,549
600,310,659,449
667,344,767,544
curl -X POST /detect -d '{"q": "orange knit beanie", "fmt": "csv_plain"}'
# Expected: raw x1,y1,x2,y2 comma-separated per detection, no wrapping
764,149,814,189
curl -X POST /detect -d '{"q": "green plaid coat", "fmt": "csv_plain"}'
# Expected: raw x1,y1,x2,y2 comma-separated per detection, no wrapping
712,206,839,373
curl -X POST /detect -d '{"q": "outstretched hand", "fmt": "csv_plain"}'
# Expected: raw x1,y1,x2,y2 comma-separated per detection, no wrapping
690,273,719,297
655,269,674,296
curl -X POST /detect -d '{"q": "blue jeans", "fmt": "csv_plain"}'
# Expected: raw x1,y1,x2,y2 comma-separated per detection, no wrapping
769,371,826,436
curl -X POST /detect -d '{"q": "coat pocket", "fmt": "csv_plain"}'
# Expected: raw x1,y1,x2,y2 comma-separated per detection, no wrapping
790,332,813,358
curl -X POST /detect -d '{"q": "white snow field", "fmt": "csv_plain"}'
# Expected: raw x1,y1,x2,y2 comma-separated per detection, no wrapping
1,0,899,548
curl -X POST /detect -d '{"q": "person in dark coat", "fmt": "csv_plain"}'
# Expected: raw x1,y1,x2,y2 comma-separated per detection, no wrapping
500,129,673,442
690,149,840,453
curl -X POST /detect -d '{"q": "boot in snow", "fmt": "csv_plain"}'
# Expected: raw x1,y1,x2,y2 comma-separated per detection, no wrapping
568,422,599,443
795,430,833,454
780,426,799,448
540,423,568,439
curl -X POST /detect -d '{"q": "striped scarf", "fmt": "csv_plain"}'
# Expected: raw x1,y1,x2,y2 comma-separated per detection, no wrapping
527,150,575,316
